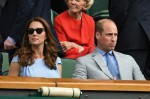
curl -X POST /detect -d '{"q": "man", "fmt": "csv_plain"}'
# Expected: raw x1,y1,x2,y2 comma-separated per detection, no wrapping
0,0,65,63
109,0,150,79
72,19,145,80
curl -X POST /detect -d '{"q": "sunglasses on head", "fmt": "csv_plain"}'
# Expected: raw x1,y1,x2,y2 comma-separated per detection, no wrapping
26,28,44,35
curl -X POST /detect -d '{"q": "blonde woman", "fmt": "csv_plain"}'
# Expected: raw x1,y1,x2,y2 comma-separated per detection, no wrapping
54,0,95,59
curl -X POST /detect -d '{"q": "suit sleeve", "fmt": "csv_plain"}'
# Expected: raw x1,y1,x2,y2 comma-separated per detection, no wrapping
129,56,146,80
72,58,87,79
9,0,35,46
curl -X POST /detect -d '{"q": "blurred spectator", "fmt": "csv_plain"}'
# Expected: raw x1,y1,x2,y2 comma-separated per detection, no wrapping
54,0,95,59
0,0,6,14
0,0,64,63
109,0,150,79
51,0,68,14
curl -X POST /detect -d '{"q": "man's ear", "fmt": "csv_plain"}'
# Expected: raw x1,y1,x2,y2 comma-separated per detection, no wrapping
95,31,100,40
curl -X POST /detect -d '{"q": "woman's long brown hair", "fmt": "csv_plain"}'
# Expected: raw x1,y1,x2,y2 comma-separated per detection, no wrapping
15,17,58,69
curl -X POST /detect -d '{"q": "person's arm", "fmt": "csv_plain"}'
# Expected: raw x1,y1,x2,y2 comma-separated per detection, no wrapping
130,56,146,80
54,16,83,57
72,58,87,79
8,62,21,76
57,64,62,78
8,0,35,47
60,41,84,53
4,37,16,50
82,17,95,51
56,57,62,77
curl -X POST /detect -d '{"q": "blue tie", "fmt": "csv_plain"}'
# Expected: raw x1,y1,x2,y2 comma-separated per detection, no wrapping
106,53,117,79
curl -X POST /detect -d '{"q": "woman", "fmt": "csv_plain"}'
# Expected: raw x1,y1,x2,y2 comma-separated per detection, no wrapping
8,17,62,78
54,0,95,59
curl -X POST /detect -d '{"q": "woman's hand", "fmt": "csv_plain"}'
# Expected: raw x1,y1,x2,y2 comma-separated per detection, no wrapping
60,41,73,52
60,41,84,53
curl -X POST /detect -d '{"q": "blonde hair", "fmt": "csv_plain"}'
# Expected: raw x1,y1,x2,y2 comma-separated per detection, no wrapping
65,0,94,11
84,0,94,10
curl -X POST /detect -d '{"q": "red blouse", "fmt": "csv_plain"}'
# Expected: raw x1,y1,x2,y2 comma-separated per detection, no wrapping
54,11,95,59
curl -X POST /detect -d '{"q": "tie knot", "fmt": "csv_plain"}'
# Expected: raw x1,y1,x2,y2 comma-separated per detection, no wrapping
106,52,111,56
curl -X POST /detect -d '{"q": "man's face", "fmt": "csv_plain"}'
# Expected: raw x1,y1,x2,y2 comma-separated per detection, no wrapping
96,21,118,52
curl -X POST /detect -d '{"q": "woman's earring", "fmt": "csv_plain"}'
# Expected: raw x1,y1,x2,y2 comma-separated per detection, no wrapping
45,41,48,44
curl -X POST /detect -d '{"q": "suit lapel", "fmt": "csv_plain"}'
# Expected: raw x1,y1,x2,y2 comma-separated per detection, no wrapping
92,49,113,79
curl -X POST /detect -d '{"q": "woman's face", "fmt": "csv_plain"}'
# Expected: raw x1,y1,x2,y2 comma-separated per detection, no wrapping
67,0,86,13
27,21,46,46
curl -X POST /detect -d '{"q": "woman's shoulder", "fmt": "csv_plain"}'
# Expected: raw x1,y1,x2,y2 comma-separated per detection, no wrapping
55,10,68,19
82,12,95,25
82,12,93,19
82,12,94,23
55,10,69,24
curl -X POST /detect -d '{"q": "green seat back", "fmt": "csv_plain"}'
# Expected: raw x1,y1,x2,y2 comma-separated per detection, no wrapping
61,58,76,78
50,9,58,25
87,0,109,21
2,52,9,75
92,10,109,22
87,0,109,16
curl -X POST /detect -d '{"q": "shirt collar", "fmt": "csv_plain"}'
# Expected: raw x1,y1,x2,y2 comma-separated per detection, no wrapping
96,47,113,56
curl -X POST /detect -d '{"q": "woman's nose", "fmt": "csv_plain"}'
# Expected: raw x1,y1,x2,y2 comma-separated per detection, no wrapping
32,31,37,35
71,0,76,4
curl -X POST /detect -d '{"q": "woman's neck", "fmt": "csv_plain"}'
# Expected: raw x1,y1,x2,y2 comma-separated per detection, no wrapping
68,10,82,20
32,46,44,59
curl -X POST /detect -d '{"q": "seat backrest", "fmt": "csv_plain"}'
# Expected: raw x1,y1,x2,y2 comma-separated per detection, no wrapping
50,9,58,25
92,10,109,22
0,52,2,75
1,52,9,75
61,58,76,78
87,0,109,16
87,0,109,21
